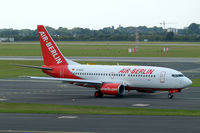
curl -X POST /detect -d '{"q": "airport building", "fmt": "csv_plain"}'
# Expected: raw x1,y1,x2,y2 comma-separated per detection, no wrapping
0,37,14,42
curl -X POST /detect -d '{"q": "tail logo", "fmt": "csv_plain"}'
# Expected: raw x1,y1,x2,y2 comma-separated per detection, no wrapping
39,31,63,64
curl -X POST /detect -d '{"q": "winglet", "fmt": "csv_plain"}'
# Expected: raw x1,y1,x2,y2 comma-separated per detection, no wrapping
37,25,68,66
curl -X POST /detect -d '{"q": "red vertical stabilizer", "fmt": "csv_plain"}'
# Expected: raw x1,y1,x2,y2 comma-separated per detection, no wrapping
37,25,68,66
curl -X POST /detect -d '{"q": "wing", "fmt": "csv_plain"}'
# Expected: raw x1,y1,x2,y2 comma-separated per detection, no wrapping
29,76,103,88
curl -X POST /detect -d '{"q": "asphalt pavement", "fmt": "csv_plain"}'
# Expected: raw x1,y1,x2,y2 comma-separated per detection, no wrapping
0,78,199,110
0,58,200,133
0,113,200,133
1,56,200,63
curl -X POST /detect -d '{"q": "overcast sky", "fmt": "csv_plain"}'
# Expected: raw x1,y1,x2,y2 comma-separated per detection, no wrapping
0,0,199,29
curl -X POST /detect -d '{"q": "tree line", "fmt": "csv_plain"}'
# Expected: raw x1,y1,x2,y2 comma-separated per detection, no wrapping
0,23,199,41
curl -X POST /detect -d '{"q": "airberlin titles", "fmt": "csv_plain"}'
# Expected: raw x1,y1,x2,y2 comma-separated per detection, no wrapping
39,31,63,64
119,68,155,75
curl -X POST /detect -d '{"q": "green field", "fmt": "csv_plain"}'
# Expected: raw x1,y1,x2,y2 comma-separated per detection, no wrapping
0,60,46,78
0,102,200,116
1,42,200,57
0,60,134,78
2,41,200,45
191,79,200,87
0,60,200,87
0,41,200,115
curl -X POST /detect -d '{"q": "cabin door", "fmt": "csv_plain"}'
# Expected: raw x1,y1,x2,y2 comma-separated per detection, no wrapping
160,71,166,83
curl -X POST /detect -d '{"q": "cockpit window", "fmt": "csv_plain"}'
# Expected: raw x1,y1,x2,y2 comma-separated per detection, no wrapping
172,74,184,78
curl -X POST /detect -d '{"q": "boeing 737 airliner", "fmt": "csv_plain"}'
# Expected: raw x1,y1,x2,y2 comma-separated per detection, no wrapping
19,25,192,99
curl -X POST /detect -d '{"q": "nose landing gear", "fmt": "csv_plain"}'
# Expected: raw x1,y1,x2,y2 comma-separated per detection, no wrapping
168,89,181,99
168,93,174,99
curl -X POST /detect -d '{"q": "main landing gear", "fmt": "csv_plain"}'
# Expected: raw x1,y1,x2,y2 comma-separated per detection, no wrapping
94,90,103,98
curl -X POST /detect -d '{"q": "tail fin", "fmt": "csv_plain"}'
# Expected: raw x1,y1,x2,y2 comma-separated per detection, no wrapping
37,25,68,66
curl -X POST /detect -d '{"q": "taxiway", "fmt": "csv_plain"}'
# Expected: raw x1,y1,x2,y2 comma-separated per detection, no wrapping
0,78,199,110
0,113,200,133
0,59,200,133
1,56,200,63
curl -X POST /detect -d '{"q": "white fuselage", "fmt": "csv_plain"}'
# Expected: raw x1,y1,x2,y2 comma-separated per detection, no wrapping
68,64,192,90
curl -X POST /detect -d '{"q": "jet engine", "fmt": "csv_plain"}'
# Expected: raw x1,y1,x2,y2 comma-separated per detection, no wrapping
99,83,125,96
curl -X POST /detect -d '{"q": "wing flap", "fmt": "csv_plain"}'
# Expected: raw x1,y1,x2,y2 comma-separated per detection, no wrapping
29,76,102,87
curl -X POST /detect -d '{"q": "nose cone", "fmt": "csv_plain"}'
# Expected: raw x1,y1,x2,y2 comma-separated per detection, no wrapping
182,77,192,88
187,78,192,86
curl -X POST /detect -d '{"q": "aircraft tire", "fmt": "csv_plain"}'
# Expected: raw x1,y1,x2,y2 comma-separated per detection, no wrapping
168,93,174,99
94,91,103,98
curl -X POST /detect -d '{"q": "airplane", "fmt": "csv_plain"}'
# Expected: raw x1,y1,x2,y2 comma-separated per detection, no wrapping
17,25,192,99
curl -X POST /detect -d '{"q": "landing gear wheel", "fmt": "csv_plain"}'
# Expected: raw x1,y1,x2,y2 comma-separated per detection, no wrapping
168,93,174,99
94,91,103,98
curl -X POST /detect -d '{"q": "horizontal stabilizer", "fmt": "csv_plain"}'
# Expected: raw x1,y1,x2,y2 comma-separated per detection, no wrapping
12,64,52,70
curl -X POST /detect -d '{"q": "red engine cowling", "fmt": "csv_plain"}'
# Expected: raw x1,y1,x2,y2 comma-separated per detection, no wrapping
100,83,125,96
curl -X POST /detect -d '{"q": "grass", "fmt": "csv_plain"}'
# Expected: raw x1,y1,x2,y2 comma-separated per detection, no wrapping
0,60,199,87
77,61,135,65
0,60,134,78
0,41,199,116
0,60,200,87
0,102,200,116
191,79,200,87
0,60,46,78
1,41,200,45
1,42,200,57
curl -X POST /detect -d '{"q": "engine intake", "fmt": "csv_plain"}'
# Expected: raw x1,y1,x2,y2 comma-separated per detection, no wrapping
100,83,125,96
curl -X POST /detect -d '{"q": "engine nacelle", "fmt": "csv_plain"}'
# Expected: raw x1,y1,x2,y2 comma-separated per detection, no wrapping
100,83,125,96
